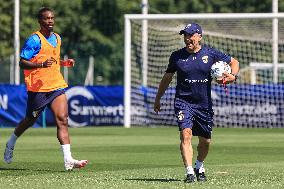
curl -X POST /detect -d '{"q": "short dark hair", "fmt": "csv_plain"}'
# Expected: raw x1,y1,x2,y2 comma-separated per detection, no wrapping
37,7,53,20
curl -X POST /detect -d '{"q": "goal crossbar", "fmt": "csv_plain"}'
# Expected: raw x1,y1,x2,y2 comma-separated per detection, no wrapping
125,13,284,20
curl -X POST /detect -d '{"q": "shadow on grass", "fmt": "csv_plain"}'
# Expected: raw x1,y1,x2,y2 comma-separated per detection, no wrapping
124,178,181,182
0,163,67,173
0,166,66,173
0,167,28,171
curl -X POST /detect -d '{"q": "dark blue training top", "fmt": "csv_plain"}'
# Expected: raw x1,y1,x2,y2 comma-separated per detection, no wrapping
166,45,231,109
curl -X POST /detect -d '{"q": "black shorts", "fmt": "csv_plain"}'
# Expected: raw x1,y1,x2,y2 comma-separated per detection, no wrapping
25,89,66,118
174,98,214,139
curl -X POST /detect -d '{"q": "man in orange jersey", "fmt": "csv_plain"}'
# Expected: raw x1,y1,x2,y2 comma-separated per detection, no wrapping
4,7,88,171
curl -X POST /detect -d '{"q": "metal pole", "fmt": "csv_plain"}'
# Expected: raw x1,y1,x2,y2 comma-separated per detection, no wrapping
14,0,20,85
63,55,68,83
141,0,148,86
272,0,278,83
42,109,46,128
84,55,94,85
124,17,131,128
10,55,15,84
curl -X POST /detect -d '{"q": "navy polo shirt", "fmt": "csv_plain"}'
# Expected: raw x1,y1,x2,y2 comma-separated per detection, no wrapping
166,45,231,109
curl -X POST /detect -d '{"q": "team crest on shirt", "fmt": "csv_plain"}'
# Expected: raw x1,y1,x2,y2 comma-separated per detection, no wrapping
177,111,185,121
202,56,209,63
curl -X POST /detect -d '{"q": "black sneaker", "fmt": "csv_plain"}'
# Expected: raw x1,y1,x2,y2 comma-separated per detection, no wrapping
184,174,195,183
194,168,207,182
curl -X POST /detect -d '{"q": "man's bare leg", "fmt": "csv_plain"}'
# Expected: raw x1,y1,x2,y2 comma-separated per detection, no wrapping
180,128,195,182
4,116,38,163
50,94,88,170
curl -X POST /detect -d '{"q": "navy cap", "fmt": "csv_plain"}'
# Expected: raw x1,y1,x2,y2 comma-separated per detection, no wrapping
179,23,202,35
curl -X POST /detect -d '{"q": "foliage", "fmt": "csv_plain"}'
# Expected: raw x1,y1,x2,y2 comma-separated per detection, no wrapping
0,0,13,59
0,0,282,84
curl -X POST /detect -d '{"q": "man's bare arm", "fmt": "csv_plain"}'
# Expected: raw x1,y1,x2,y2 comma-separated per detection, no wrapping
154,72,175,113
19,58,54,69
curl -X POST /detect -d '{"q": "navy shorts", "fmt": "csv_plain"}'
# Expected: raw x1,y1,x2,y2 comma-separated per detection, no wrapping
26,89,66,118
174,98,214,139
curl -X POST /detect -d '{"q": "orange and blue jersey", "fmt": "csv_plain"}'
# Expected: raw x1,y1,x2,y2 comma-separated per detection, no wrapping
20,31,67,92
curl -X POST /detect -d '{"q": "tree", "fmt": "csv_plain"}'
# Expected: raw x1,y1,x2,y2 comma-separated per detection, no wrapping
0,0,282,84
0,0,13,59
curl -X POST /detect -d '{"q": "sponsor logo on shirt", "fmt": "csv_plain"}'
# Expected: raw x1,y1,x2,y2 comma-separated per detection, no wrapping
184,79,209,83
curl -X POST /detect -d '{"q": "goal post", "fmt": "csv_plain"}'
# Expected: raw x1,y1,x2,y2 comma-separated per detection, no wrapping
249,62,284,84
124,13,284,128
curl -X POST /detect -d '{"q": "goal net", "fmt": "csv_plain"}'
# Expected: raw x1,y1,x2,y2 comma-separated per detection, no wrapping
124,14,284,128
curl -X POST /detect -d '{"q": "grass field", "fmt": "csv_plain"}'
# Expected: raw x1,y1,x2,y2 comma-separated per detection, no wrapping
0,127,284,189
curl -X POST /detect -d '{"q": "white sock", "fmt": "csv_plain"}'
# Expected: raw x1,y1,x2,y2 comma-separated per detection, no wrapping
185,166,194,175
7,133,18,147
61,144,72,161
195,160,204,169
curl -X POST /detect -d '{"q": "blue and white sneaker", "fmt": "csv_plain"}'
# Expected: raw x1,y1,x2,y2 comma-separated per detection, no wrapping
4,143,14,164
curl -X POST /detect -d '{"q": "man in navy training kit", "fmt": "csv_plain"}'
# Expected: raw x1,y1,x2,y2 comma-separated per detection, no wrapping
154,23,239,183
